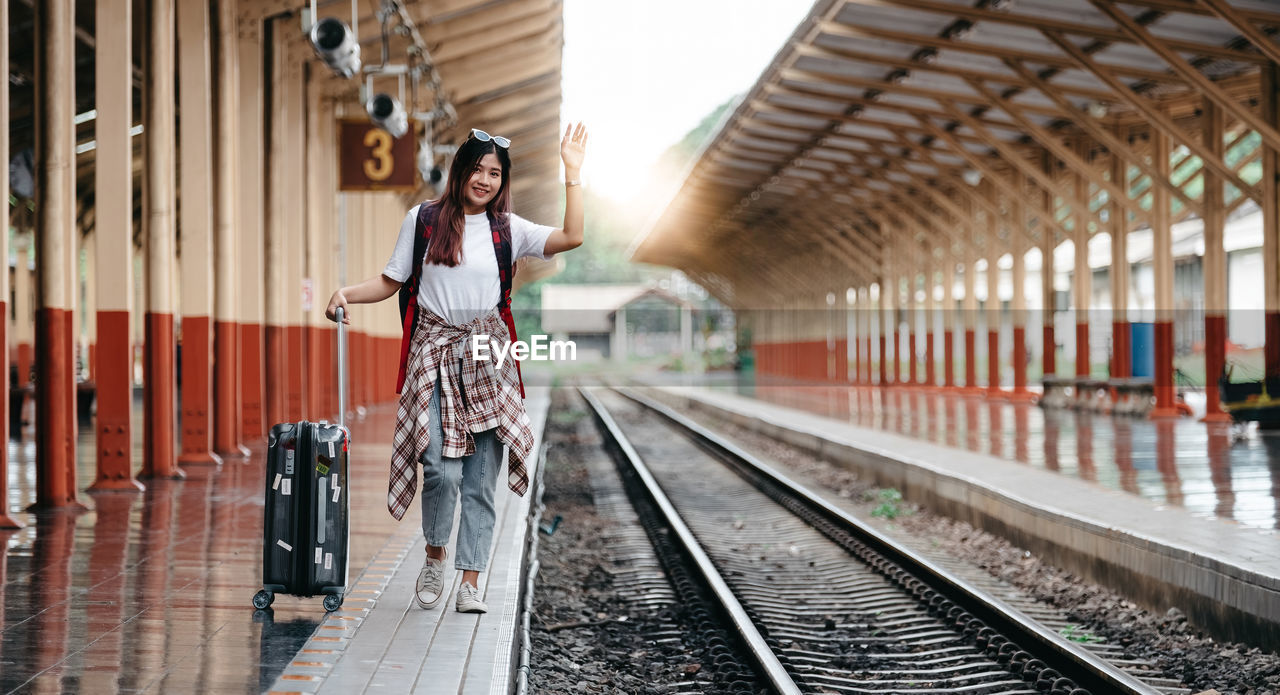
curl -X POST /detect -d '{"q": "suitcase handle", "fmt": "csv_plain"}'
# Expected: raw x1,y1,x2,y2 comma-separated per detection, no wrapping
336,306,348,428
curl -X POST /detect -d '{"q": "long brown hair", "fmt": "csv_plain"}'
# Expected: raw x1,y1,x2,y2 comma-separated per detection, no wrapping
426,135,512,267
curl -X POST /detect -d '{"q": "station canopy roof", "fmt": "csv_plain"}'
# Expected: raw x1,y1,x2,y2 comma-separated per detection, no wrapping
6,0,564,270
632,0,1280,308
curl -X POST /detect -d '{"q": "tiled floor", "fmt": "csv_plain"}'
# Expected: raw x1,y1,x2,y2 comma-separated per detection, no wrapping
1,404,407,694
640,372,1280,530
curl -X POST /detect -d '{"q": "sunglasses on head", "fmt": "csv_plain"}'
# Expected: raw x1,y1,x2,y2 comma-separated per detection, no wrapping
469,128,511,149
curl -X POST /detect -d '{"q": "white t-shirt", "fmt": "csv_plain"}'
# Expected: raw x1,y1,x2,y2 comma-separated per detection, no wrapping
383,204,556,324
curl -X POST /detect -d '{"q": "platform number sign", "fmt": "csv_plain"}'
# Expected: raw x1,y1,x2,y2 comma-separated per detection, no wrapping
338,119,417,191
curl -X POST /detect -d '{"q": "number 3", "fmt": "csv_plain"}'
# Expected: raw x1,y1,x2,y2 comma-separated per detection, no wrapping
363,129,393,181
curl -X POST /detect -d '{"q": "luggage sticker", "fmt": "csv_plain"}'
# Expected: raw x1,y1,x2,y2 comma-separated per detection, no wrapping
328,441,335,458
316,458,330,476
315,547,323,564
281,478,292,496
277,539,293,552
272,473,282,491
325,553,333,570
332,479,341,503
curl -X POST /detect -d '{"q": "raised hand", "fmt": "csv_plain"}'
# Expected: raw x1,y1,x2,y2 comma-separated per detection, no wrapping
561,122,588,175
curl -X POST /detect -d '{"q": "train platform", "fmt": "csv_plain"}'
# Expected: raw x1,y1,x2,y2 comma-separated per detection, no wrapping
630,374,1280,647
0,383,550,694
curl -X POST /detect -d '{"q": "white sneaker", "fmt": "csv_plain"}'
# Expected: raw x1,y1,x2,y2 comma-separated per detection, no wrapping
455,581,488,613
415,549,446,609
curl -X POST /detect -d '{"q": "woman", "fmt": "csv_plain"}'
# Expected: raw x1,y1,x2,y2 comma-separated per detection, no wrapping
325,123,588,613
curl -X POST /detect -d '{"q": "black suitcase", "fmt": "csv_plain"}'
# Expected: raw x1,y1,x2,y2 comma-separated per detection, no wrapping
252,308,351,612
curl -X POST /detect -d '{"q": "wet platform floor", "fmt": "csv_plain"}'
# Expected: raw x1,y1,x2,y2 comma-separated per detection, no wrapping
642,373,1280,531
1,404,407,694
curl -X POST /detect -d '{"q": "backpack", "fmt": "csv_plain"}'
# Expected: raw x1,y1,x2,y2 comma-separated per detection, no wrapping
395,202,525,398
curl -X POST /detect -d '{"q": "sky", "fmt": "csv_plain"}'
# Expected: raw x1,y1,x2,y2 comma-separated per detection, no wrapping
559,0,816,202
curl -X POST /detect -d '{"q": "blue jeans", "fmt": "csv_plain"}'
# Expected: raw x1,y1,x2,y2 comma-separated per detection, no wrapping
420,377,502,572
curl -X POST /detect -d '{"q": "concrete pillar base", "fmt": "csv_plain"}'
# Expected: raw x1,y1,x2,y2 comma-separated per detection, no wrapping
0,514,24,529
1200,412,1234,424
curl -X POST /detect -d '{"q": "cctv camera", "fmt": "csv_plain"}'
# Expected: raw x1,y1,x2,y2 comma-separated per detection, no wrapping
367,94,408,138
368,93,408,138
309,17,361,79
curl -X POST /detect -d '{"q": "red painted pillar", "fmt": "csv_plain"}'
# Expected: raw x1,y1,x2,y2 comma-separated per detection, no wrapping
142,313,183,479
178,318,222,466
853,322,861,385
1076,322,1090,378
240,322,265,439
1043,324,1056,377
1153,320,1177,415
213,321,249,455
91,311,142,491
138,0,184,480
925,331,935,387
1111,321,1130,379
212,0,247,458
0,302,19,527
964,328,978,391
1012,326,1032,400
988,329,1001,394
878,334,887,386
1269,314,1280,385
944,330,955,388
908,332,918,385
31,0,85,509
265,325,285,426
863,334,872,385
892,328,901,384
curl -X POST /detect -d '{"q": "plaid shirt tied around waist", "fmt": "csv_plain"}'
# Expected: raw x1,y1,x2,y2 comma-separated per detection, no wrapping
388,308,533,520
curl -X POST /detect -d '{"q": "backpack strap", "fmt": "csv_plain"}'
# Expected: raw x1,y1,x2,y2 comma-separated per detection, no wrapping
395,202,436,394
488,211,526,399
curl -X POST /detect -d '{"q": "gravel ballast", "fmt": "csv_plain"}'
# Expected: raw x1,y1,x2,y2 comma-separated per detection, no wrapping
669,395,1280,695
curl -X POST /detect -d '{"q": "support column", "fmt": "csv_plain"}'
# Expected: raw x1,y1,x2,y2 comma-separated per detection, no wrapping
1151,127,1178,417
988,253,1002,395
908,266,918,385
892,273,901,384
878,280,889,385
14,241,33,389
924,262,936,387
214,0,248,456
963,253,979,391
141,0,184,479
1074,145,1092,379
943,259,955,387
0,0,20,526
1011,187,1032,400
1202,101,1230,422
305,67,327,418
90,0,143,492
285,53,307,420
1263,65,1280,386
32,0,84,507
264,24,288,427
176,0,221,467
1041,176,1057,379
1110,137,1132,382
850,289,860,384
84,236,96,379
237,16,265,440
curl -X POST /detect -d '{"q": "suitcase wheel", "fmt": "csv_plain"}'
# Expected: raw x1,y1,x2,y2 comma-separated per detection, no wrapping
323,593,343,612
252,589,274,610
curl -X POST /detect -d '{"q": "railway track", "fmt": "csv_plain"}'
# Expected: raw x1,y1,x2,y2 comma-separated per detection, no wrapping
580,385,1163,695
